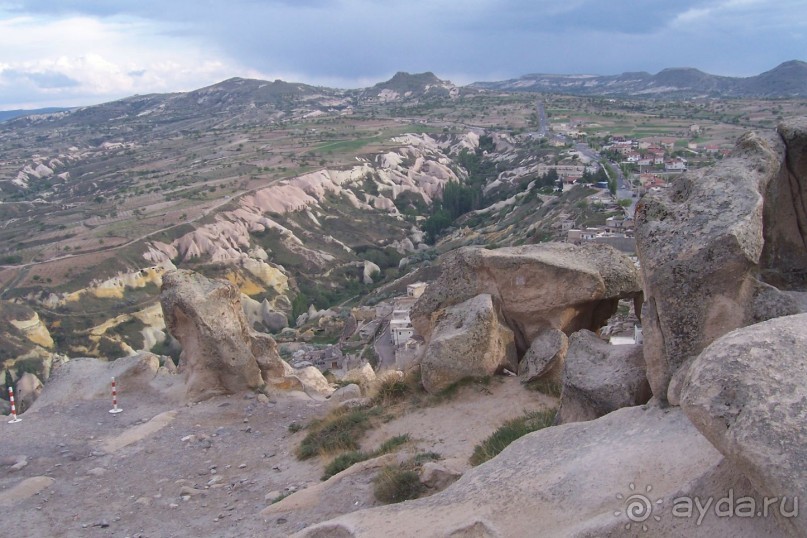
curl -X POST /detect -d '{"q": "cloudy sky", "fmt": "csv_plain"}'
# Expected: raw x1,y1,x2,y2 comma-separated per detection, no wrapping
0,0,804,109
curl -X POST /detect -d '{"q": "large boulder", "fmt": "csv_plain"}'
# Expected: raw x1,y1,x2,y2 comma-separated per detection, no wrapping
411,243,641,353
681,313,807,536
420,294,516,393
518,328,568,382
635,122,807,403
557,330,651,424
160,270,286,401
761,118,807,290
292,406,783,537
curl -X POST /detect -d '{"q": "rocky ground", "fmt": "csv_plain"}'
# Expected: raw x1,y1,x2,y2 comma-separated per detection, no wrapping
0,374,553,538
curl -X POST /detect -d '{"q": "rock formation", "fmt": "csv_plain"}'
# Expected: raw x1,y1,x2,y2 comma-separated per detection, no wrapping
28,353,163,411
518,328,567,382
291,120,807,538
411,243,642,353
160,270,330,401
635,119,807,402
420,294,516,393
681,313,807,536
15,372,43,412
292,406,781,537
557,330,650,424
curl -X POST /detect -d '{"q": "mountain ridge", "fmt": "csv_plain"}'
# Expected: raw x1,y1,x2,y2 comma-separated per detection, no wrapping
470,60,807,98
3,61,805,121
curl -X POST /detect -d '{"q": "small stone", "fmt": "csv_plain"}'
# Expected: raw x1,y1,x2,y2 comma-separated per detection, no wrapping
276,518,287,525
181,435,197,443
10,458,28,472
238,463,246,469
265,490,281,501
87,467,107,477
135,497,151,506
256,394,269,404
179,486,203,498
169,503,179,509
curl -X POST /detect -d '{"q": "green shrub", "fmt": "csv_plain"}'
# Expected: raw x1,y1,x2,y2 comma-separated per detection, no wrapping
269,491,293,504
413,452,441,465
373,467,424,504
469,409,556,466
322,451,369,480
296,407,380,460
288,422,304,433
321,434,410,480
372,378,410,406
523,378,562,397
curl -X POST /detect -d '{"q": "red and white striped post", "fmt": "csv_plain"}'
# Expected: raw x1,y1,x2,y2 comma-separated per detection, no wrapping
109,377,122,414
7,386,21,423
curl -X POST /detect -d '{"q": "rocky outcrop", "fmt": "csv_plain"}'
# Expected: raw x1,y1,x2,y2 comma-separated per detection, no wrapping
16,372,43,412
29,353,163,411
635,120,807,402
518,328,568,382
411,243,641,353
420,294,516,393
292,406,781,537
557,330,651,424
241,294,288,333
761,118,807,290
161,270,268,399
681,313,807,536
160,270,288,401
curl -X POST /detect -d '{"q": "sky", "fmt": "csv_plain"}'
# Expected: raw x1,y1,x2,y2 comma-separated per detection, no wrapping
0,0,805,110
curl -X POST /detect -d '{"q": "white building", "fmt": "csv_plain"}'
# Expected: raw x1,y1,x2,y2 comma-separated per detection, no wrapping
407,282,428,298
390,318,415,346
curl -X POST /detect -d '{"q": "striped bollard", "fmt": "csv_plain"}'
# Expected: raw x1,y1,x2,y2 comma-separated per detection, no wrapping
109,377,122,414
7,386,21,423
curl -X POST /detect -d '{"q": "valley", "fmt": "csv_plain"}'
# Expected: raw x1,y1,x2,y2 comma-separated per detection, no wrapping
0,70,804,388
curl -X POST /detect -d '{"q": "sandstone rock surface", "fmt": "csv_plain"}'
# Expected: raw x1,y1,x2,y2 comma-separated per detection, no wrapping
420,294,516,393
558,330,651,424
16,372,43,411
635,122,807,402
411,243,641,352
160,270,286,401
293,406,782,537
518,328,568,382
29,353,162,411
681,313,807,536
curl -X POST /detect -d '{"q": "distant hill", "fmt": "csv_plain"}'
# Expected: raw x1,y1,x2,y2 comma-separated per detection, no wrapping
470,60,807,98
0,107,71,123
4,78,347,131
358,71,458,102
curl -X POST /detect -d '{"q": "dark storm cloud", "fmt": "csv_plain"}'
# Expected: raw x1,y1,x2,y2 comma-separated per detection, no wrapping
1,0,805,108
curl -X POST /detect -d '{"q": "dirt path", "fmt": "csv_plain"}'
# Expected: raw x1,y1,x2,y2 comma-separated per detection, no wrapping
0,377,557,537
0,390,327,537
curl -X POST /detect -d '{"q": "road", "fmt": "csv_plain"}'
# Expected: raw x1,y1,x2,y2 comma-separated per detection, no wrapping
373,319,396,372
534,100,548,137
574,141,638,216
